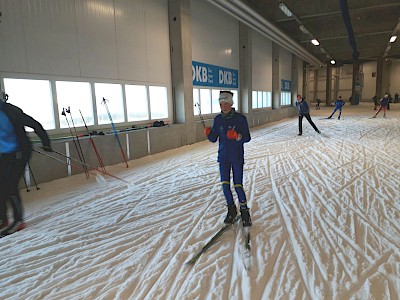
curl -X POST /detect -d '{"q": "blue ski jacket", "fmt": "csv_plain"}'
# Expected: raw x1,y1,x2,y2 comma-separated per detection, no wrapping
295,99,310,115
0,101,50,153
207,109,251,163
380,97,389,106
334,99,345,109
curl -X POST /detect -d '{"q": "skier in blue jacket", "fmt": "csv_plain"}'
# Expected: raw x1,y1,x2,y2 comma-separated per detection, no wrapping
295,95,320,136
327,96,345,119
0,93,52,237
204,91,252,226
373,94,389,118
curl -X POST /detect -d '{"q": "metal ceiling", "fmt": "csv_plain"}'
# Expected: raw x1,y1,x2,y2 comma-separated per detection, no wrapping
240,0,400,66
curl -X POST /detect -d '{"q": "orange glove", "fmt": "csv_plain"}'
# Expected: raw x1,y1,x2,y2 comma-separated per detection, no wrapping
204,127,211,136
226,129,238,140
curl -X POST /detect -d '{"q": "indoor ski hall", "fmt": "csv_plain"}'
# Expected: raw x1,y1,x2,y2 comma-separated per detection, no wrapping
0,1,399,299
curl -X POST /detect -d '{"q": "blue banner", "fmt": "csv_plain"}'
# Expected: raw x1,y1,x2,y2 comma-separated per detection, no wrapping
192,61,238,88
281,79,291,91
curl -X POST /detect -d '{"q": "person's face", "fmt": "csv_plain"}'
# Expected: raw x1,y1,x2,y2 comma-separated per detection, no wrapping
297,96,301,101
220,101,233,113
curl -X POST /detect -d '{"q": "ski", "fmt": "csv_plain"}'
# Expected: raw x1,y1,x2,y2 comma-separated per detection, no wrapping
241,226,252,270
186,215,241,265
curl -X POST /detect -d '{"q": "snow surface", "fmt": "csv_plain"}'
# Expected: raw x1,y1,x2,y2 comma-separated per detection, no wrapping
0,103,399,300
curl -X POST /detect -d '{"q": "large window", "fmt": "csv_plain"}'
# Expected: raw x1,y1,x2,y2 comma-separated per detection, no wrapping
281,91,291,106
126,85,148,121
149,86,168,119
193,88,238,115
95,83,124,125
2,77,170,131
3,78,55,129
56,81,93,129
252,90,272,109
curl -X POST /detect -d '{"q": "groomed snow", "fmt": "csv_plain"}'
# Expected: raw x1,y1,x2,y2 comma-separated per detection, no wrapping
0,103,399,300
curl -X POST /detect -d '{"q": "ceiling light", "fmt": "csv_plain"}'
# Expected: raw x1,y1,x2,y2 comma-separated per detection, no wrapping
279,2,292,17
390,35,397,43
311,39,320,46
330,60,336,65
299,25,309,34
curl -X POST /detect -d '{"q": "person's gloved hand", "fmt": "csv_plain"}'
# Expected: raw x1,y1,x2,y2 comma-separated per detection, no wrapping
226,129,238,140
204,127,211,136
41,145,53,152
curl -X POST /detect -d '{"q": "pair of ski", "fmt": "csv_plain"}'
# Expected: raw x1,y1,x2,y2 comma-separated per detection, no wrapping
186,215,251,265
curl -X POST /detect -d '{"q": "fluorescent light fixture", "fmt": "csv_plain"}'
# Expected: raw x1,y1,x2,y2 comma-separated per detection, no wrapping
330,60,336,65
311,39,320,46
390,35,397,43
299,25,309,34
279,2,292,17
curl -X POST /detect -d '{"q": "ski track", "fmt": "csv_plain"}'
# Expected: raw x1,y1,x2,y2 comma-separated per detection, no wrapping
0,105,399,299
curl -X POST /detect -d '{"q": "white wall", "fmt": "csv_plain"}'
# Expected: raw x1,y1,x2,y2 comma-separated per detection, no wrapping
0,0,171,85
389,60,400,95
252,31,272,91
279,48,292,83
190,0,239,69
362,61,377,99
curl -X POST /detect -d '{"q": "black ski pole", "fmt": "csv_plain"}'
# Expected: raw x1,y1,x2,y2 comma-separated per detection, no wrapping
79,109,106,173
65,106,89,177
101,98,129,168
28,162,39,190
195,102,206,128
22,171,30,192
33,149,129,184
61,108,89,178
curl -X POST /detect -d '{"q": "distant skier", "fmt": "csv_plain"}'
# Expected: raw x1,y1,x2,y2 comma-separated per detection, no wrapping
295,95,321,136
315,98,321,110
204,91,252,227
0,93,53,237
327,96,345,120
372,95,378,110
372,94,389,118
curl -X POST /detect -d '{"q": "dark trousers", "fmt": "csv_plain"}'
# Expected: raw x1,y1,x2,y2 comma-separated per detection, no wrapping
299,114,319,134
219,161,247,208
0,150,31,222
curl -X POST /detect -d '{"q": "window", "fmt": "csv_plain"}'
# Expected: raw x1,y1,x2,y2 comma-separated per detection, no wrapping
193,89,200,116
149,86,168,119
56,81,93,129
193,88,238,115
281,91,291,106
3,78,55,130
126,85,148,121
199,89,212,115
95,83,124,125
211,89,220,113
252,90,272,109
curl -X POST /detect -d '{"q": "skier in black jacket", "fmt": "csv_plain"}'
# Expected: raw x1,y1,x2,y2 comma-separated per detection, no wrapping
295,95,321,136
0,93,52,237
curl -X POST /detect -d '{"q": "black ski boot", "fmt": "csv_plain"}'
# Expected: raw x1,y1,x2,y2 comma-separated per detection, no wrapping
224,204,237,224
240,208,252,227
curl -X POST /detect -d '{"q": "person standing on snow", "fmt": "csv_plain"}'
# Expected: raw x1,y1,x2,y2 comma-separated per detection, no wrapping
295,95,321,136
204,91,252,227
327,96,345,120
0,93,53,237
373,94,389,118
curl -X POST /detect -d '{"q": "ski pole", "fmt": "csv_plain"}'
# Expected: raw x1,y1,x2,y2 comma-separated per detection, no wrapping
28,162,40,190
65,106,89,176
101,98,129,168
22,171,30,192
61,108,89,178
195,102,206,128
79,109,106,173
33,149,129,184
